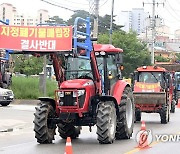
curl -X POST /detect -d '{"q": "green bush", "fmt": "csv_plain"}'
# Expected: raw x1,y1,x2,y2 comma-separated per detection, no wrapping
12,76,57,99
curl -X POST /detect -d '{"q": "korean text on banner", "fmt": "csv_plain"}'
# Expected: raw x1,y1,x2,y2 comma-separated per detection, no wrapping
0,25,72,51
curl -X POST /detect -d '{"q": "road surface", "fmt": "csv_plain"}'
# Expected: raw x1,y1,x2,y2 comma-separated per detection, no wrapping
0,104,180,154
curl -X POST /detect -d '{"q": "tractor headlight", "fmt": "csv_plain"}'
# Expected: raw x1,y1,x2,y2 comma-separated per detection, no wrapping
58,91,64,97
73,90,85,97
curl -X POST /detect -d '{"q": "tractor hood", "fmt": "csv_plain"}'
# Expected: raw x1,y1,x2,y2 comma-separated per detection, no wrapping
60,79,94,89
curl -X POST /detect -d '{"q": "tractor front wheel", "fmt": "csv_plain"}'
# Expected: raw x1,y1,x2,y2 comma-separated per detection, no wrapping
33,102,56,143
96,101,117,144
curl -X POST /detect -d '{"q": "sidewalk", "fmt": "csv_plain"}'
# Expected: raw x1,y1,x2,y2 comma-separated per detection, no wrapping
12,99,40,105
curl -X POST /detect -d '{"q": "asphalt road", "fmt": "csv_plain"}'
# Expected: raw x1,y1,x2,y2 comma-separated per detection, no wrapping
0,103,180,154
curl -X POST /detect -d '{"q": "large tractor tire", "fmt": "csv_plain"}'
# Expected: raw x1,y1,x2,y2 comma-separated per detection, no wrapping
33,102,56,144
160,104,169,124
57,123,81,139
170,100,176,113
96,101,117,144
115,87,135,139
135,110,141,122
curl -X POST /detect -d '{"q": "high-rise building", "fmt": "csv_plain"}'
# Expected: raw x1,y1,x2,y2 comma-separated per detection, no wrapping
131,8,148,35
116,11,132,33
0,3,49,26
0,3,17,25
37,9,49,24
116,8,148,35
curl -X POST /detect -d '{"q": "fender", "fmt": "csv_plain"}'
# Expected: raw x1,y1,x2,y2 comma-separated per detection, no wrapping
90,95,120,119
38,97,56,110
111,80,130,105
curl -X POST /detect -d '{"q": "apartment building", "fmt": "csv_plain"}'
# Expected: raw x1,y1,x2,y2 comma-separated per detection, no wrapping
116,11,132,32
0,3,49,26
117,8,148,35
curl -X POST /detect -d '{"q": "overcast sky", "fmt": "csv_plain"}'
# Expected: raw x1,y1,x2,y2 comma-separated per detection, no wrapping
1,0,180,34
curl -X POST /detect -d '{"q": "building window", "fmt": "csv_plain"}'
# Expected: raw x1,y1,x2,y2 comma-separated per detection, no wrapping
3,7,5,20
40,13,42,23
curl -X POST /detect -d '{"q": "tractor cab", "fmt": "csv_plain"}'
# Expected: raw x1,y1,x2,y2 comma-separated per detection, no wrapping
132,66,171,91
93,44,123,95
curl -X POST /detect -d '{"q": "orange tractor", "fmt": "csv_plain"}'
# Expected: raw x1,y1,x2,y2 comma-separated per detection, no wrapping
131,66,176,124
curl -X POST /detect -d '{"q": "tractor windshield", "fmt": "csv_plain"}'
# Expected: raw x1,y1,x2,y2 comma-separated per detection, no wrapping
65,57,93,80
138,72,162,83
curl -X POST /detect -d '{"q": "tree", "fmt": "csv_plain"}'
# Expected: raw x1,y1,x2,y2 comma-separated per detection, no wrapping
98,15,123,34
46,16,66,25
67,10,123,34
67,10,92,25
14,55,43,76
155,56,170,62
67,10,94,33
98,31,151,77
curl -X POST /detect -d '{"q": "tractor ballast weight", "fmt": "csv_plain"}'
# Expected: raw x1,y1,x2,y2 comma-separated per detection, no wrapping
132,66,175,124
0,17,135,144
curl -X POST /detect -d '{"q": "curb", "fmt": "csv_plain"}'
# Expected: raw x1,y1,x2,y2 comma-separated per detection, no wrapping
12,99,40,105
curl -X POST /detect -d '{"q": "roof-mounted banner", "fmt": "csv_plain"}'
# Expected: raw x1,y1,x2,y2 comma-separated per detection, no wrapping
0,25,72,51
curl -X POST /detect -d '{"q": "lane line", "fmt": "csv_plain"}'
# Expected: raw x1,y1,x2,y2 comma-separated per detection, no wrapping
124,140,160,154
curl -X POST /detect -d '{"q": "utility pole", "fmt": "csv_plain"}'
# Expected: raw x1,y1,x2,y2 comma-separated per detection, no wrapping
152,0,155,65
109,0,114,44
93,0,100,38
143,0,164,65
43,55,47,96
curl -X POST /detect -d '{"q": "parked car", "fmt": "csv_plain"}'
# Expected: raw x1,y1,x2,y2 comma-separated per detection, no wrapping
0,88,14,106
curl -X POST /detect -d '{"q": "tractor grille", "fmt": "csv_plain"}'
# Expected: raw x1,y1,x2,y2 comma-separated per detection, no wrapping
60,91,86,108
61,92,74,106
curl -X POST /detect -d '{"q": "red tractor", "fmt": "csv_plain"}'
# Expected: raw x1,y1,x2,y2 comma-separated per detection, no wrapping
131,66,176,124
32,17,135,144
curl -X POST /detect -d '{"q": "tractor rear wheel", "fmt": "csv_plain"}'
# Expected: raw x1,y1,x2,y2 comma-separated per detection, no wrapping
33,102,56,143
160,104,169,124
57,123,81,139
96,101,117,144
170,100,176,113
135,110,141,122
115,87,135,139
